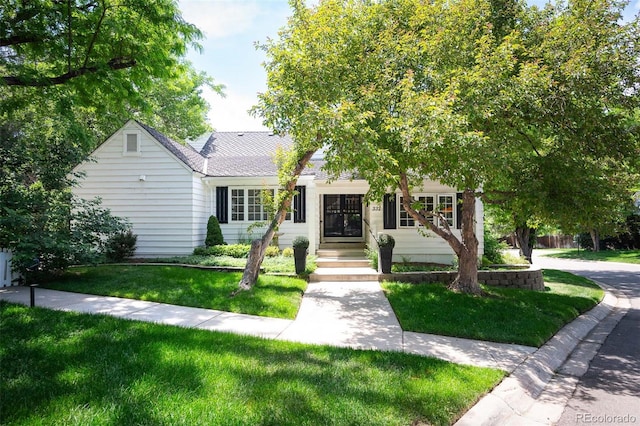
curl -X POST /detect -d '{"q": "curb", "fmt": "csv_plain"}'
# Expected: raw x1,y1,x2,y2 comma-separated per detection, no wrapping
455,282,628,425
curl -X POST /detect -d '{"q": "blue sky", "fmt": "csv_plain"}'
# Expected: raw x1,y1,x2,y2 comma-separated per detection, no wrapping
179,0,639,132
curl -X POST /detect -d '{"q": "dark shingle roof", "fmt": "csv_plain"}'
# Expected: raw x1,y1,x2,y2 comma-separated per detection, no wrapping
136,121,206,174
137,124,358,180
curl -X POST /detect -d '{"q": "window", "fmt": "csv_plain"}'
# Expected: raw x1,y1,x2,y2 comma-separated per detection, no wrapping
231,189,245,221
438,195,454,227
247,189,274,221
123,131,140,155
399,196,434,227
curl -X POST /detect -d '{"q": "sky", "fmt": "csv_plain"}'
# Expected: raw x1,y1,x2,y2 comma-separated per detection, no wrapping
179,0,640,133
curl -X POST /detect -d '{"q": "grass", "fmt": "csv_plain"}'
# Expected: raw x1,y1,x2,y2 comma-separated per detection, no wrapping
38,265,307,319
541,248,640,264
145,254,318,274
1,302,504,426
382,269,604,347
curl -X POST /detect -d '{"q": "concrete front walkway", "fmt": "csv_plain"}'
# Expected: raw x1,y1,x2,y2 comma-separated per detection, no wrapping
0,280,535,373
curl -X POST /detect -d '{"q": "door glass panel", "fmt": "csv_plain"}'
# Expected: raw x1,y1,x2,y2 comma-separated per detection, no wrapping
323,195,362,238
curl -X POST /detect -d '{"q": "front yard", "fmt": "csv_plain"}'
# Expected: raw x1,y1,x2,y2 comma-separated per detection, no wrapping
1,302,503,426
541,248,640,264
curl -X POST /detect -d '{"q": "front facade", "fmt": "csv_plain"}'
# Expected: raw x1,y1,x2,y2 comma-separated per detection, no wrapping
73,120,483,263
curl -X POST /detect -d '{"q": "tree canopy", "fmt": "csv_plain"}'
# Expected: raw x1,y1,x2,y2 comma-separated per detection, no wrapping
1,0,220,272
255,0,640,293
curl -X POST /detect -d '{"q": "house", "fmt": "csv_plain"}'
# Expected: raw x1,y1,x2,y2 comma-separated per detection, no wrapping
72,120,484,263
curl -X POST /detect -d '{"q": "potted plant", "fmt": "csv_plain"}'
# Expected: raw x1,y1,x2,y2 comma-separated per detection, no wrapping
377,233,395,274
292,236,309,274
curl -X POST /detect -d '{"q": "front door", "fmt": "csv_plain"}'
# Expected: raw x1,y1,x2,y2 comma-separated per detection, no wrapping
323,194,363,240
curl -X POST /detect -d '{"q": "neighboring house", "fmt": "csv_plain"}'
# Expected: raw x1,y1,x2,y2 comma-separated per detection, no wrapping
72,120,484,263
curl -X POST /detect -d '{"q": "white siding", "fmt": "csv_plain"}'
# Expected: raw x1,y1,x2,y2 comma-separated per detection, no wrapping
366,181,484,265
192,176,209,248
72,121,198,257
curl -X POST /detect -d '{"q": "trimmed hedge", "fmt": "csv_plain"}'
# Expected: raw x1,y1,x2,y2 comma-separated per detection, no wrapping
194,244,251,258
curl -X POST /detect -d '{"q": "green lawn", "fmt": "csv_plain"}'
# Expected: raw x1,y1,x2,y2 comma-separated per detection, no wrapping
1,303,504,426
541,248,640,264
382,269,604,347
39,265,307,319
148,254,318,273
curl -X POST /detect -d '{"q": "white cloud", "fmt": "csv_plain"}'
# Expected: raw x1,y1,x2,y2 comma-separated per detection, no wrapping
179,0,261,39
203,86,268,131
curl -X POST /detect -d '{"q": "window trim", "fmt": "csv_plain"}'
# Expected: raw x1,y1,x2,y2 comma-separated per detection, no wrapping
227,187,290,223
123,131,141,156
397,193,457,229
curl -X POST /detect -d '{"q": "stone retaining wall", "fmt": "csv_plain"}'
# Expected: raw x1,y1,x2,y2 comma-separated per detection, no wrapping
380,265,545,291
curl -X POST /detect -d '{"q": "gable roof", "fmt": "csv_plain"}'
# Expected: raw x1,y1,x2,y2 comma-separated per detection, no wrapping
136,121,206,174
137,122,357,180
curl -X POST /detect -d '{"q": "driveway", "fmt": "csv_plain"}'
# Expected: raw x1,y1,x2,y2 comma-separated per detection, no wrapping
532,253,640,425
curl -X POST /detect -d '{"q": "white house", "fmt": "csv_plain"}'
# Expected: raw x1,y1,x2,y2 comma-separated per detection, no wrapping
72,120,484,263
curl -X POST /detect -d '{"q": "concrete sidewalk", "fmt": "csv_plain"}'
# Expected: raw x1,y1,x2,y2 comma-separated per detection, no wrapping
0,281,535,372
0,271,623,425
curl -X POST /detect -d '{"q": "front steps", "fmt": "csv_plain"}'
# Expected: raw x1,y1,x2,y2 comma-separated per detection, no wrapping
310,244,379,282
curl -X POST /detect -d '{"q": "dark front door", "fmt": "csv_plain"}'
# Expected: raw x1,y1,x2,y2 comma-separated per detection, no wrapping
323,194,363,238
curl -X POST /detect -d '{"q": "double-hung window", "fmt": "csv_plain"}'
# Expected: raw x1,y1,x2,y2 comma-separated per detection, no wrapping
399,196,434,227
247,189,274,221
231,189,245,221
398,194,455,228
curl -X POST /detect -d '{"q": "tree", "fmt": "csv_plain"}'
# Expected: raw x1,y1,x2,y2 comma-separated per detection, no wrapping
1,0,220,272
255,0,639,294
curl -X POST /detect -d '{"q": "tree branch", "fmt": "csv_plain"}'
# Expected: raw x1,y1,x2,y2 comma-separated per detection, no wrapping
2,57,136,86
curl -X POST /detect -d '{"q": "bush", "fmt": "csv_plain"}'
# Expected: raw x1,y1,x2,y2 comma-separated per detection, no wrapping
365,245,378,270
483,228,507,264
105,230,137,262
205,216,224,247
265,246,280,257
292,236,309,249
377,234,395,248
282,247,294,257
193,244,251,258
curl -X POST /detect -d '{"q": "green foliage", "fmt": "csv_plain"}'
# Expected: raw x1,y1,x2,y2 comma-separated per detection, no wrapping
292,236,309,249
282,247,294,257
193,244,251,258
0,179,129,273
205,216,224,247
264,246,281,257
105,230,138,263
377,234,395,248
483,228,507,264
365,245,379,270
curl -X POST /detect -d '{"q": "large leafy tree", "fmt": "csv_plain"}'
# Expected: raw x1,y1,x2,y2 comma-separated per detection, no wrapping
254,0,639,294
1,0,221,272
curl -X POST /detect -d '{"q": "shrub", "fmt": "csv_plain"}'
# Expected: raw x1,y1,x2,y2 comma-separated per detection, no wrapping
193,244,251,258
105,230,137,262
483,228,507,264
205,216,224,247
265,246,281,257
292,236,309,249
282,247,294,257
365,245,378,270
377,234,395,248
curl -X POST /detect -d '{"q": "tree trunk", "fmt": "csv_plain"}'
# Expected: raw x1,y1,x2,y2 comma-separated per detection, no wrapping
590,229,600,252
515,225,535,263
449,190,481,295
235,149,316,293
399,175,482,295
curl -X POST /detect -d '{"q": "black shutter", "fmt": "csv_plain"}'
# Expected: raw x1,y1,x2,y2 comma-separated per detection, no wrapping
293,185,306,223
456,192,463,229
383,193,396,229
216,187,228,224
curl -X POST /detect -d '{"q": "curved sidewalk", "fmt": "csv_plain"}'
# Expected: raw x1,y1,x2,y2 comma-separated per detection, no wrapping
0,280,535,373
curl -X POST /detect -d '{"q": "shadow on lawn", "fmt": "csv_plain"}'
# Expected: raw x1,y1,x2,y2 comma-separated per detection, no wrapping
0,302,499,426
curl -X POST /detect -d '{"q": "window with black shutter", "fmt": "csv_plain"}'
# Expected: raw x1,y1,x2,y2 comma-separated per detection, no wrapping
383,193,396,229
216,187,228,224
293,185,306,223
456,192,463,229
